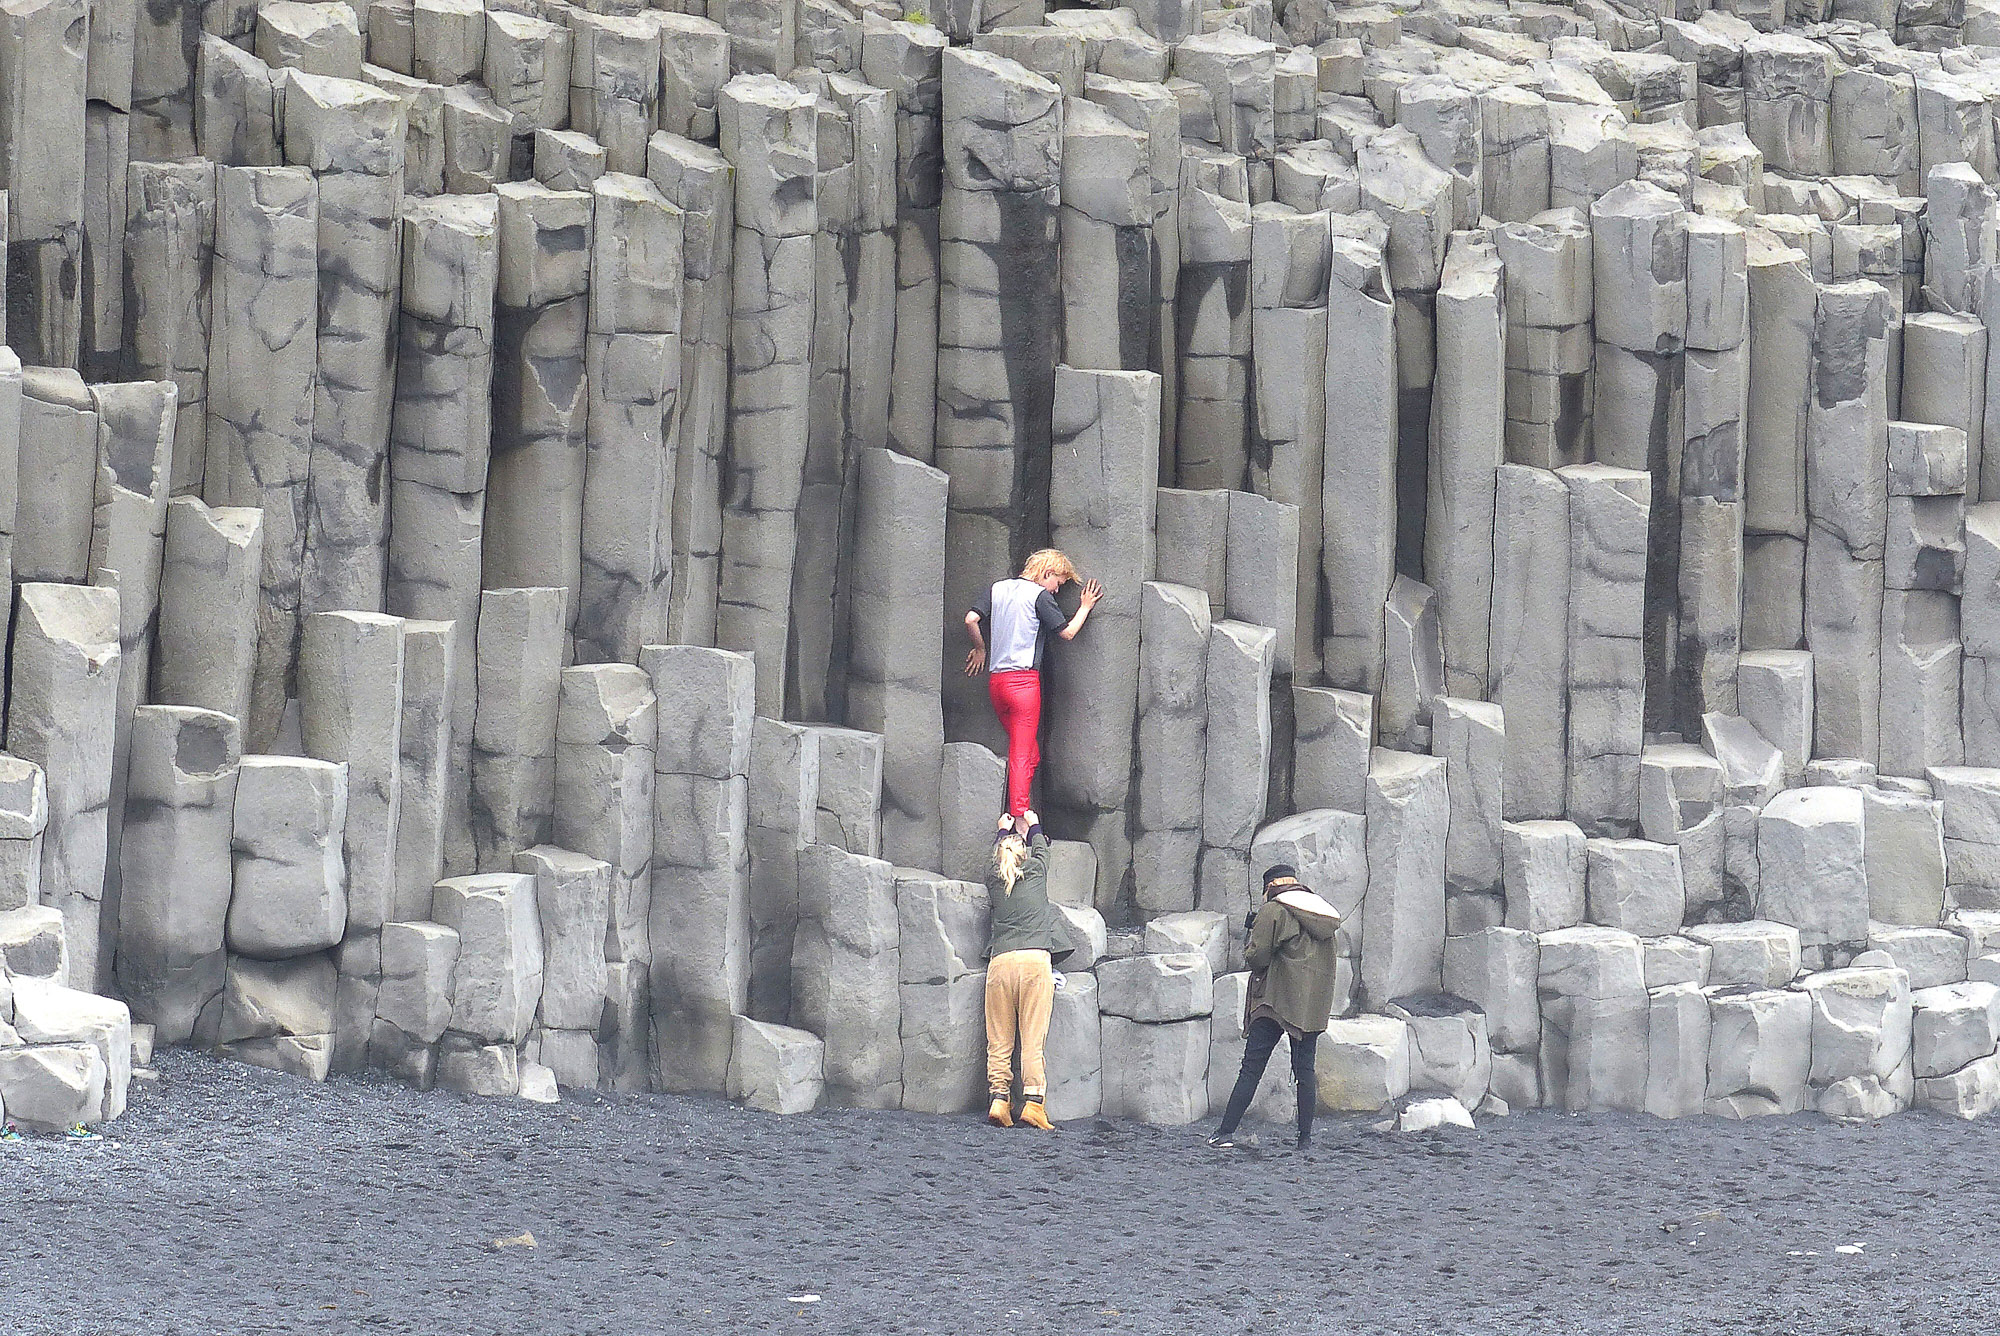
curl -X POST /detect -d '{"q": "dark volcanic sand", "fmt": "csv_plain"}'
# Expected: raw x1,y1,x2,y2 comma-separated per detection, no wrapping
1,1050,1995,1335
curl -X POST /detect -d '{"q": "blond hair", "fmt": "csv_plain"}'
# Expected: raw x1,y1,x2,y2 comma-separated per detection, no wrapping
994,834,1029,893
1020,549,1077,586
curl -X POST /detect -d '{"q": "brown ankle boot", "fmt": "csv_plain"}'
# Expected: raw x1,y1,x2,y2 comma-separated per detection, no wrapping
987,1095,1013,1127
1018,1098,1055,1130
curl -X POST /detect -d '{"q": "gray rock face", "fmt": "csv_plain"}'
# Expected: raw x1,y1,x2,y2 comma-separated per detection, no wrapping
205,164,319,752
431,872,543,1046
1385,995,1492,1110
1097,951,1213,1023
298,611,402,937
7,583,120,992
228,757,347,962
728,1015,823,1115
1135,582,1209,916
514,846,609,1035
1445,927,1540,1055
1362,749,1447,1005
1197,619,1274,925
1101,1014,1210,1124
1315,1014,1411,1113
716,74,816,718
644,645,753,1095
1688,921,1804,989
0,1042,107,1131
375,919,458,1045
553,664,655,971
1799,966,1912,1096
469,587,562,875
115,707,240,1042
791,845,901,1110
1045,366,1157,900
1585,838,1684,937
1911,981,2000,1078
845,449,947,873
1756,785,1868,955
577,173,680,666
1705,985,1812,1118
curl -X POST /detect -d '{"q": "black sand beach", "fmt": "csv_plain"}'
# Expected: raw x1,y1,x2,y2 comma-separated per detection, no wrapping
1,1049,1993,1335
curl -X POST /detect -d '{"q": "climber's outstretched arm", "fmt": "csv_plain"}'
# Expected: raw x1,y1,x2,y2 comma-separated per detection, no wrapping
1056,579,1103,640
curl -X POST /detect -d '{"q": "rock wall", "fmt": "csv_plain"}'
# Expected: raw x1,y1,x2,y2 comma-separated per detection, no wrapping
11,0,2000,1129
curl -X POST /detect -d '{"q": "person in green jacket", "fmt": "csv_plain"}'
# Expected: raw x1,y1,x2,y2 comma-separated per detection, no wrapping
984,808,1076,1130
1208,864,1344,1150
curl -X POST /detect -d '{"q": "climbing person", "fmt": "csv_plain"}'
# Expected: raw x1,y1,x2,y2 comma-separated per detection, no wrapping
984,809,1076,1130
1208,864,1344,1151
963,550,1104,819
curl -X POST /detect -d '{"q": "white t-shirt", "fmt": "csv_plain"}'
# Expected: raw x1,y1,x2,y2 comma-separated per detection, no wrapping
973,578,1067,673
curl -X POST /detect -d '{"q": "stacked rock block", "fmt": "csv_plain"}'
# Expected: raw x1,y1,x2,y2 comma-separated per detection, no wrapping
25,0,2000,1134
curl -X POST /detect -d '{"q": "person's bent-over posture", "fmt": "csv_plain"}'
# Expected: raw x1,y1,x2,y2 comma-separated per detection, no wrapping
983,809,1076,1130
1209,864,1343,1151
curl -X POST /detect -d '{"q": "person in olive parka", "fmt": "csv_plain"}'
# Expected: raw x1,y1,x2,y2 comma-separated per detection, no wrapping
983,808,1075,1130
1208,864,1344,1150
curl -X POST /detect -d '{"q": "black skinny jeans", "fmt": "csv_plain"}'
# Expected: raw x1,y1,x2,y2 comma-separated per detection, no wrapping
1215,1016,1319,1141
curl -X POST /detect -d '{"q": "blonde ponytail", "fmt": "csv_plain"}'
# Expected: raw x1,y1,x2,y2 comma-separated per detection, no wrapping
994,834,1028,893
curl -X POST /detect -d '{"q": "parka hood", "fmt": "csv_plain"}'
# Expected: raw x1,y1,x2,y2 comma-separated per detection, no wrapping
1274,886,1342,940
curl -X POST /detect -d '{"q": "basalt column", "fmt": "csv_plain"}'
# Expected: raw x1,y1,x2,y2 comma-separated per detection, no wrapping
1425,233,1504,702
1086,73,1180,474
1589,180,1687,734
716,73,816,717
860,16,946,465
577,170,681,665
1678,217,1750,723
647,133,734,650
1045,366,1159,915
1357,127,1450,583
1741,232,1814,652
1806,281,1893,765
1248,206,1329,690
934,48,1062,750
87,378,176,955
1173,185,1251,492
845,447,948,872
123,160,215,496
203,165,317,752
386,191,496,874
481,180,590,614
0,0,88,368
790,71,894,723
285,71,407,616
1321,217,1397,692
1058,98,1153,378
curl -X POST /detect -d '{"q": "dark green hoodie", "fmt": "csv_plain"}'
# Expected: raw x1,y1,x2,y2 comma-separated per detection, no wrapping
1245,885,1344,1038
983,831,1076,963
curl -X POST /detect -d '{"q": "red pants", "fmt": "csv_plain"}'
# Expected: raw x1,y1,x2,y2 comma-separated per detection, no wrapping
988,669,1042,818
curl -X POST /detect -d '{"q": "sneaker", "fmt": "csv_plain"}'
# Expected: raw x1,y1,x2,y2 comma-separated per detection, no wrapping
0,1124,21,1143
1206,1133,1238,1149
61,1124,102,1144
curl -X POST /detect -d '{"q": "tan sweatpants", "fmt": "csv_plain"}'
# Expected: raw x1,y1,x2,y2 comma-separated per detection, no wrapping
985,948,1054,1097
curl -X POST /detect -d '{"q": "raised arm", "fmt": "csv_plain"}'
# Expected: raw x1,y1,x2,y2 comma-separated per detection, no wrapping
1023,809,1051,866
1057,579,1104,641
